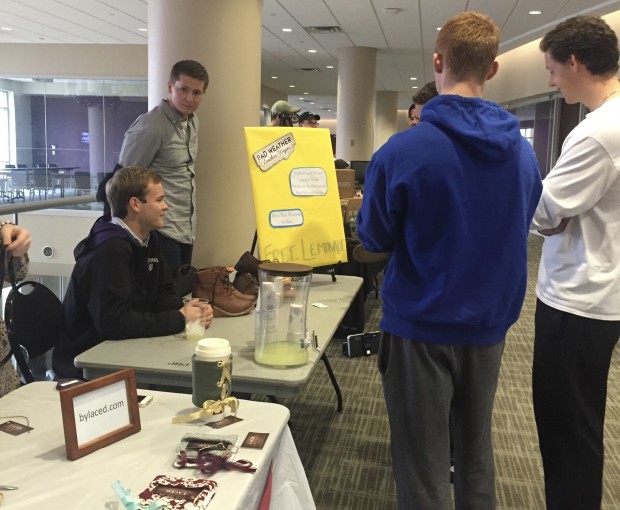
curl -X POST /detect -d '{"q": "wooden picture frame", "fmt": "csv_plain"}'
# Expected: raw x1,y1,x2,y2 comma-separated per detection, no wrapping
59,368,141,461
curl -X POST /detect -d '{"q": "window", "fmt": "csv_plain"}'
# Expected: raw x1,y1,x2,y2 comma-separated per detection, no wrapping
0,89,12,166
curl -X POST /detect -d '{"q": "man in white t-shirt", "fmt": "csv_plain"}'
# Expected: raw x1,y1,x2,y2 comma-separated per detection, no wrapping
531,15,620,510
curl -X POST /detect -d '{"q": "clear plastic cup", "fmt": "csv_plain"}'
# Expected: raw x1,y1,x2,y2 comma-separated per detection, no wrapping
183,297,209,341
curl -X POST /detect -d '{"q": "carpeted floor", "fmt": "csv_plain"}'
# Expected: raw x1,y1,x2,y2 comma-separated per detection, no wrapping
264,234,620,509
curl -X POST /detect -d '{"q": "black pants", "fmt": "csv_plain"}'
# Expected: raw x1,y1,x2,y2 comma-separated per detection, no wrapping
533,299,620,510
152,231,193,278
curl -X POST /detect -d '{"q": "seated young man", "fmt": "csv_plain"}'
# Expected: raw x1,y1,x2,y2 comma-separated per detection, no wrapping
53,167,212,378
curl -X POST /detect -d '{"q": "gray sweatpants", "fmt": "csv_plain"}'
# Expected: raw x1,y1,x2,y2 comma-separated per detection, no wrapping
378,332,504,510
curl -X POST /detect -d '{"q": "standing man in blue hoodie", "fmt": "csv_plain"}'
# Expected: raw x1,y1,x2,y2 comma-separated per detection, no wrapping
52,167,212,379
356,11,542,509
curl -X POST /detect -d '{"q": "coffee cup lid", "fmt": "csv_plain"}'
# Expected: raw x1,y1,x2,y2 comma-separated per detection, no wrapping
195,337,231,359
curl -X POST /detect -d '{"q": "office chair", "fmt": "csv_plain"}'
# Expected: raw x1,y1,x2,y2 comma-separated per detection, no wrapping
4,274,63,383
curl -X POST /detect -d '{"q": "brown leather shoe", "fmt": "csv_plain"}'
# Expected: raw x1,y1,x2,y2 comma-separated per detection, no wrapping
232,271,259,298
193,266,256,317
234,251,268,279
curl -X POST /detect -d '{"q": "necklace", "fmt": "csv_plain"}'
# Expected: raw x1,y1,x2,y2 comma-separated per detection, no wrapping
598,89,619,108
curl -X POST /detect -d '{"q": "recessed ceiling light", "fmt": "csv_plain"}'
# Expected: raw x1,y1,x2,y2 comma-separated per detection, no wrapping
412,86,418,89
271,76,278,79
326,65,334,69
303,92,309,95
310,102,315,105
282,28,292,32
1,27,12,31
409,77,417,81
529,10,542,15
436,27,442,31
138,28,147,32
289,85,295,88
308,49,317,53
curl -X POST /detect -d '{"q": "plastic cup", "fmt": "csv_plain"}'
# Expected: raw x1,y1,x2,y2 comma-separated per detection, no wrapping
184,297,209,341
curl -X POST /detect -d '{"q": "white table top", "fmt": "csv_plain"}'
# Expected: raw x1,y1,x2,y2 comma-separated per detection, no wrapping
75,274,363,397
0,382,314,509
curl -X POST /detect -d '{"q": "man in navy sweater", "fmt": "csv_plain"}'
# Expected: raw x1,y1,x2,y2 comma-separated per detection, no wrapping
357,11,542,510
53,167,212,378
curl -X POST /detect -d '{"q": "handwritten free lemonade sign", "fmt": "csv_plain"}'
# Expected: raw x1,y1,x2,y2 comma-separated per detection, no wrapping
244,127,346,267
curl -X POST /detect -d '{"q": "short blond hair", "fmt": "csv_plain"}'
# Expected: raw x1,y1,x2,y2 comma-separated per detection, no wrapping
435,12,499,84
106,167,162,218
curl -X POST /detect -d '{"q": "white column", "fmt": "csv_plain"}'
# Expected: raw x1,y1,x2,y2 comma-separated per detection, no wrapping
148,0,261,266
336,47,377,161
374,91,398,151
87,102,104,177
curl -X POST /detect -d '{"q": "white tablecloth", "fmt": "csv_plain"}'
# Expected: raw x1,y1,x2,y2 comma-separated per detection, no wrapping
0,382,315,509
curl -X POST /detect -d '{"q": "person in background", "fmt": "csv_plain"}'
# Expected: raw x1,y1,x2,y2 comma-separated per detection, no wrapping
531,15,620,510
52,167,212,379
269,100,300,126
356,11,542,509
0,222,32,397
119,60,209,277
298,112,320,127
409,81,439,127
407,103,417,128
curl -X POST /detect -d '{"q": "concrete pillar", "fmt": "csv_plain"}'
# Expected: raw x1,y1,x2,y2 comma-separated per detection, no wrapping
336,47,377,161
374,91,398,151
87,103,104,177
148,0,261,266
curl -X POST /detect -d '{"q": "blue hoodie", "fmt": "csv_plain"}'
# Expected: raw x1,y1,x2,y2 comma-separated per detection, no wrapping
356,95,542,345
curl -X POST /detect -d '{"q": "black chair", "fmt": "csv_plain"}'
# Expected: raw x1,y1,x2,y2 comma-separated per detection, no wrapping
74,171,92,196
31,168,57,199
4,279,63,383
9,169,31,201
175,264,197,299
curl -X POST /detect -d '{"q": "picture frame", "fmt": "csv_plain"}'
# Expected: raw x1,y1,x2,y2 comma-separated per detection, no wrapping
59,368,141,461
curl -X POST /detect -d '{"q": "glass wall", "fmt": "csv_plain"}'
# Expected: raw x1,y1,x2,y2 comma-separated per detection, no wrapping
507,93,585,179
0,77,147,206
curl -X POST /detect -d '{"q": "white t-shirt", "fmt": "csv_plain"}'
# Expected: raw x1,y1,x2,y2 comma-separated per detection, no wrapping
532,96,620,320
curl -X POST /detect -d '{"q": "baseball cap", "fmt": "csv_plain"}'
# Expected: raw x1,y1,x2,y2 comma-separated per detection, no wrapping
299,112,321,123
271,100,301,114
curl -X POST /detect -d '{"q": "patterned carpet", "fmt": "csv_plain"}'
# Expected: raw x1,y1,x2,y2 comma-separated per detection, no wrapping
266,234,620,509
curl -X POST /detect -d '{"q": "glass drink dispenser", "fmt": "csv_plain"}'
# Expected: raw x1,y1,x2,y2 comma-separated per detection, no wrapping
254,262,313,367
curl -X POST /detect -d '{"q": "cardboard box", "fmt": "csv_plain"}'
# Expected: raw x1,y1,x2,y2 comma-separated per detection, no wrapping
336,169,355,199
342,197,363,222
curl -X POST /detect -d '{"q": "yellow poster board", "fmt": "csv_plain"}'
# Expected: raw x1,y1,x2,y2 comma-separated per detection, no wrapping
244,127,347,267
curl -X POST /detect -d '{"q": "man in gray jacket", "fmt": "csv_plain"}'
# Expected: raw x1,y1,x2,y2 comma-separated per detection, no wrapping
119,60,209,276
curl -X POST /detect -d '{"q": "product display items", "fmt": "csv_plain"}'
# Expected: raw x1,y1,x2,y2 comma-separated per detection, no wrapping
172,337,238,424
232,251,268,298
231,272,259,298
113,476,217,510
193,267,256,317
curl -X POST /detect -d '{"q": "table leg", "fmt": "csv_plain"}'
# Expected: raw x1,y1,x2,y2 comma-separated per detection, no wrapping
321,353,343,412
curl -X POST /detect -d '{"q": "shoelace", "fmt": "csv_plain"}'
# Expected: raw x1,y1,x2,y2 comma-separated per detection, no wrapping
176,450,256,476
